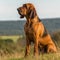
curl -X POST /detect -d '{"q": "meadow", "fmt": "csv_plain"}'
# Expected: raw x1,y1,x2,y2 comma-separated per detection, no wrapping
0,31,60,60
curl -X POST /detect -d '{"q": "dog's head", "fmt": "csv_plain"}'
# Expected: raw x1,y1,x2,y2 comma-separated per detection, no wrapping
17,3,37,19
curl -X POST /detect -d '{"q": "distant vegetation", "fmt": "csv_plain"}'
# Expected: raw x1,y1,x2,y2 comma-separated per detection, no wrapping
52,31,60,48
0,21,25,35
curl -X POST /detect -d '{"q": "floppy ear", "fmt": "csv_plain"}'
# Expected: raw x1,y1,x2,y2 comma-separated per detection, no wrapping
28,8,37,19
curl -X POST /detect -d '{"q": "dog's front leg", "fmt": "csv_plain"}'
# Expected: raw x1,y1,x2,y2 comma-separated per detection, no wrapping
25,38,31,57
34,35,39,56
34,41,38,56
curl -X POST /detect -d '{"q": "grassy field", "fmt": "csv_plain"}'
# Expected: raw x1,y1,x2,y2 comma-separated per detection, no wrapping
0,35,23,42
0,31,60,60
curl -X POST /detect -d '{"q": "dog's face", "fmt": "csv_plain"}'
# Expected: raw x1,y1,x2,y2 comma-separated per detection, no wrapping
17,3,37,19
17,4,27,18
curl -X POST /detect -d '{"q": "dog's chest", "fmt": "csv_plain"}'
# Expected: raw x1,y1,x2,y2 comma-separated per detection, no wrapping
24,22,33,31
25,26,34,42
24,23,34,37
25,26,33,35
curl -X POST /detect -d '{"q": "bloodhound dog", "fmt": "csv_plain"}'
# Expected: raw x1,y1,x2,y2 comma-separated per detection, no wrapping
17,3,57,56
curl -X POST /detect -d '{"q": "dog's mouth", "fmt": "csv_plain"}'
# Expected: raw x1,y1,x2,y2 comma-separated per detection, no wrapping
20,14,24,18
17,9,24,18
18,12,24,18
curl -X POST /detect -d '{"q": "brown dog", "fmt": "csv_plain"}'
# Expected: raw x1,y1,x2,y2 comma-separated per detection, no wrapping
17,3,57,56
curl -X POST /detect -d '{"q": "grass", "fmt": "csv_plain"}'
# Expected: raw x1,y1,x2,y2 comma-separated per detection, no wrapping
0,35,23,42
8,53,60,60
0,31,60,60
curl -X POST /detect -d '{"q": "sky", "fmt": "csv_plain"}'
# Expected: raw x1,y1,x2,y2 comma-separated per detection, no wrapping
0,0,60,21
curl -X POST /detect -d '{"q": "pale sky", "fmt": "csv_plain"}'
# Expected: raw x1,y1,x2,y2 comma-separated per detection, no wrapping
0,0,60,21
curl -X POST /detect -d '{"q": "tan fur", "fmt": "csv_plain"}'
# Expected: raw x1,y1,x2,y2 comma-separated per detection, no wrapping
17,3,57,56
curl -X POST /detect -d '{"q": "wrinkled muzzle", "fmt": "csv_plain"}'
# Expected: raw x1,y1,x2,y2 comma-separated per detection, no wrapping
17,8,24,18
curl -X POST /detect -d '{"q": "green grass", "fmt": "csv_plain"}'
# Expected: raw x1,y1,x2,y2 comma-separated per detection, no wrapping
0,31,60,60
0,35,23,42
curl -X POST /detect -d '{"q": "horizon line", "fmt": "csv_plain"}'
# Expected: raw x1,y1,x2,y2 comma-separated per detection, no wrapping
0,17,60,21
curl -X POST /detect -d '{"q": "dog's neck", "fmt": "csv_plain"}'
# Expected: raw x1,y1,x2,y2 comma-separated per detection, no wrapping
26,16,41,24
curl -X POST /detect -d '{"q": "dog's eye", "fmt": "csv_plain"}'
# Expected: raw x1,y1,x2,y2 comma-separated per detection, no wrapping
23,4,27,9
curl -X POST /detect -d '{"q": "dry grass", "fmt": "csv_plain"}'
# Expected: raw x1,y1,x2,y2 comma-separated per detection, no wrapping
0,31,60,60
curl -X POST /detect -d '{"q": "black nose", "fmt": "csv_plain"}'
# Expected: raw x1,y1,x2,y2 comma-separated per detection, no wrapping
17,8,19,11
